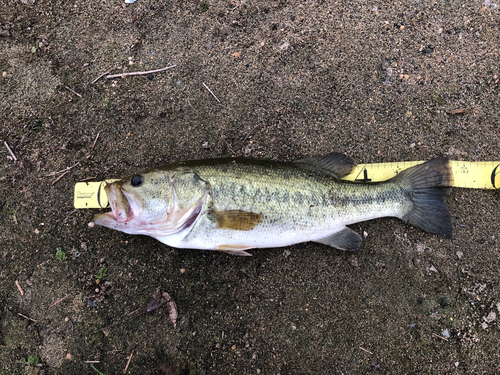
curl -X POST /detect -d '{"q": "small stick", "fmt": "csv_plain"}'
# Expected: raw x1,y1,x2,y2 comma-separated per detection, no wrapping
64,85,82,98
85,361,100,364
240,124,260,145
123,349,134,374
432,333,449,341
359,347,374,355
18,313,37,322
15,280,24,296
93,66,117,84
78,176,97,182
3,141,17,161
52,170,70,185
106,65,177,79
447,108,467,115
48,294,72,309
202,82,221,103
37,259,51,267
91,132,100,150
47,161,81,177
127,308,141,316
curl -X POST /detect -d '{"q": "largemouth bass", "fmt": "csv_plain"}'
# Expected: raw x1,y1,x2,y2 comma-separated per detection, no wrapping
94,153,453,255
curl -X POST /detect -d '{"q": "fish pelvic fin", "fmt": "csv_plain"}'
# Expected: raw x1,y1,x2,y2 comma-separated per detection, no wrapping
315,227,363,251
394,157,453,238
217,244,254,256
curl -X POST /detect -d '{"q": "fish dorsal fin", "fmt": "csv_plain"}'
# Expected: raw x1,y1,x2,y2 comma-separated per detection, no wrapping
293,152,356,179
210,209,263,231
315,227,362,251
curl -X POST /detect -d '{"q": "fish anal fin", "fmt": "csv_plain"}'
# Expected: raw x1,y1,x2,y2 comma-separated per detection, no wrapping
212,209,263,231
315,227,362,251
217,244,254,256
293,152,356,179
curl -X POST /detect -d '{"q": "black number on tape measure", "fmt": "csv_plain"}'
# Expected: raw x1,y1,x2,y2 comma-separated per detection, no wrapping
355,169,372,182
97,182,109,208
491,164,500,189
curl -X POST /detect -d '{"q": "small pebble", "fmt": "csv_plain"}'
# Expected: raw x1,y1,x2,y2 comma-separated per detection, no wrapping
429,265,438,273
442,329,450,338
497,302,500,313
231,345,237,350
180,268,186,274
481,322,489,329
456,251,464,259
66,353,72,360
484,311,496,323
2,71,6,77
88,222,95,228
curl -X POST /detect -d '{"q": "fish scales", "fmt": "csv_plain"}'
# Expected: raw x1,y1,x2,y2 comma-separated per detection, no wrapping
192,161,407,225
94,153,452,255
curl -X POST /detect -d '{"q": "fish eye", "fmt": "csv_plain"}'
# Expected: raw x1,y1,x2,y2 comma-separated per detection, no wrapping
131,175,144,187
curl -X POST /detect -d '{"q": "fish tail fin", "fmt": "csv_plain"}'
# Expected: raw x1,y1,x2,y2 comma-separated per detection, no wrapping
393,158,453,238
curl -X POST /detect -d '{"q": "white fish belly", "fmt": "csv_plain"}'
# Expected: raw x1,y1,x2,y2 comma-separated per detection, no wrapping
167,201,404,250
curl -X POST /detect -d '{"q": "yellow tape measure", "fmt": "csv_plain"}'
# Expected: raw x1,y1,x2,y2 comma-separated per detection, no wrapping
343,161,500,189
74,179,119,209
74,161,500,209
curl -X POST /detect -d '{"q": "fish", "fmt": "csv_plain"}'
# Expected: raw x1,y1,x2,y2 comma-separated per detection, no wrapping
93,153,453,255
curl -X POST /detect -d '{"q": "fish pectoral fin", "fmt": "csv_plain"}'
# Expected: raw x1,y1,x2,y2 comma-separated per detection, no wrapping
293,152,356,179
315,227,362,251
211,209,263,231
217,244,254,256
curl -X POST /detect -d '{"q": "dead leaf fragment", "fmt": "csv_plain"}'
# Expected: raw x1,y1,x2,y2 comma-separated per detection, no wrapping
231,52,240,58
147,297,163,313
162,291,178,328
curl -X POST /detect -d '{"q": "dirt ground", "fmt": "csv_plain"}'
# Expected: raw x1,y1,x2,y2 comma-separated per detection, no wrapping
1,0,500,373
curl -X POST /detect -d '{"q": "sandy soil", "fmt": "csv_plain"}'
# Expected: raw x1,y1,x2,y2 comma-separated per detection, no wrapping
1,0,500,373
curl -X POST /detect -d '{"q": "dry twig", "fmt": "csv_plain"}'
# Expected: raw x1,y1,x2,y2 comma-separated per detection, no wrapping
432,332,449,341
93,67,117,84
18,313,37,322
91,132,100,150
202,82,221,103
78,176,97,182
48,294,72,309
3,141,17,161
106,65,177,79
52,169,71,185
47,161,81,177
447,108,467,115
359,347,374,355
123,349,134,374
64,85,82,98
15,280,24,295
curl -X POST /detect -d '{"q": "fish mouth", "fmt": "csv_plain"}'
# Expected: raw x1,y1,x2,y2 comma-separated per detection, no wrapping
93,182,133,227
